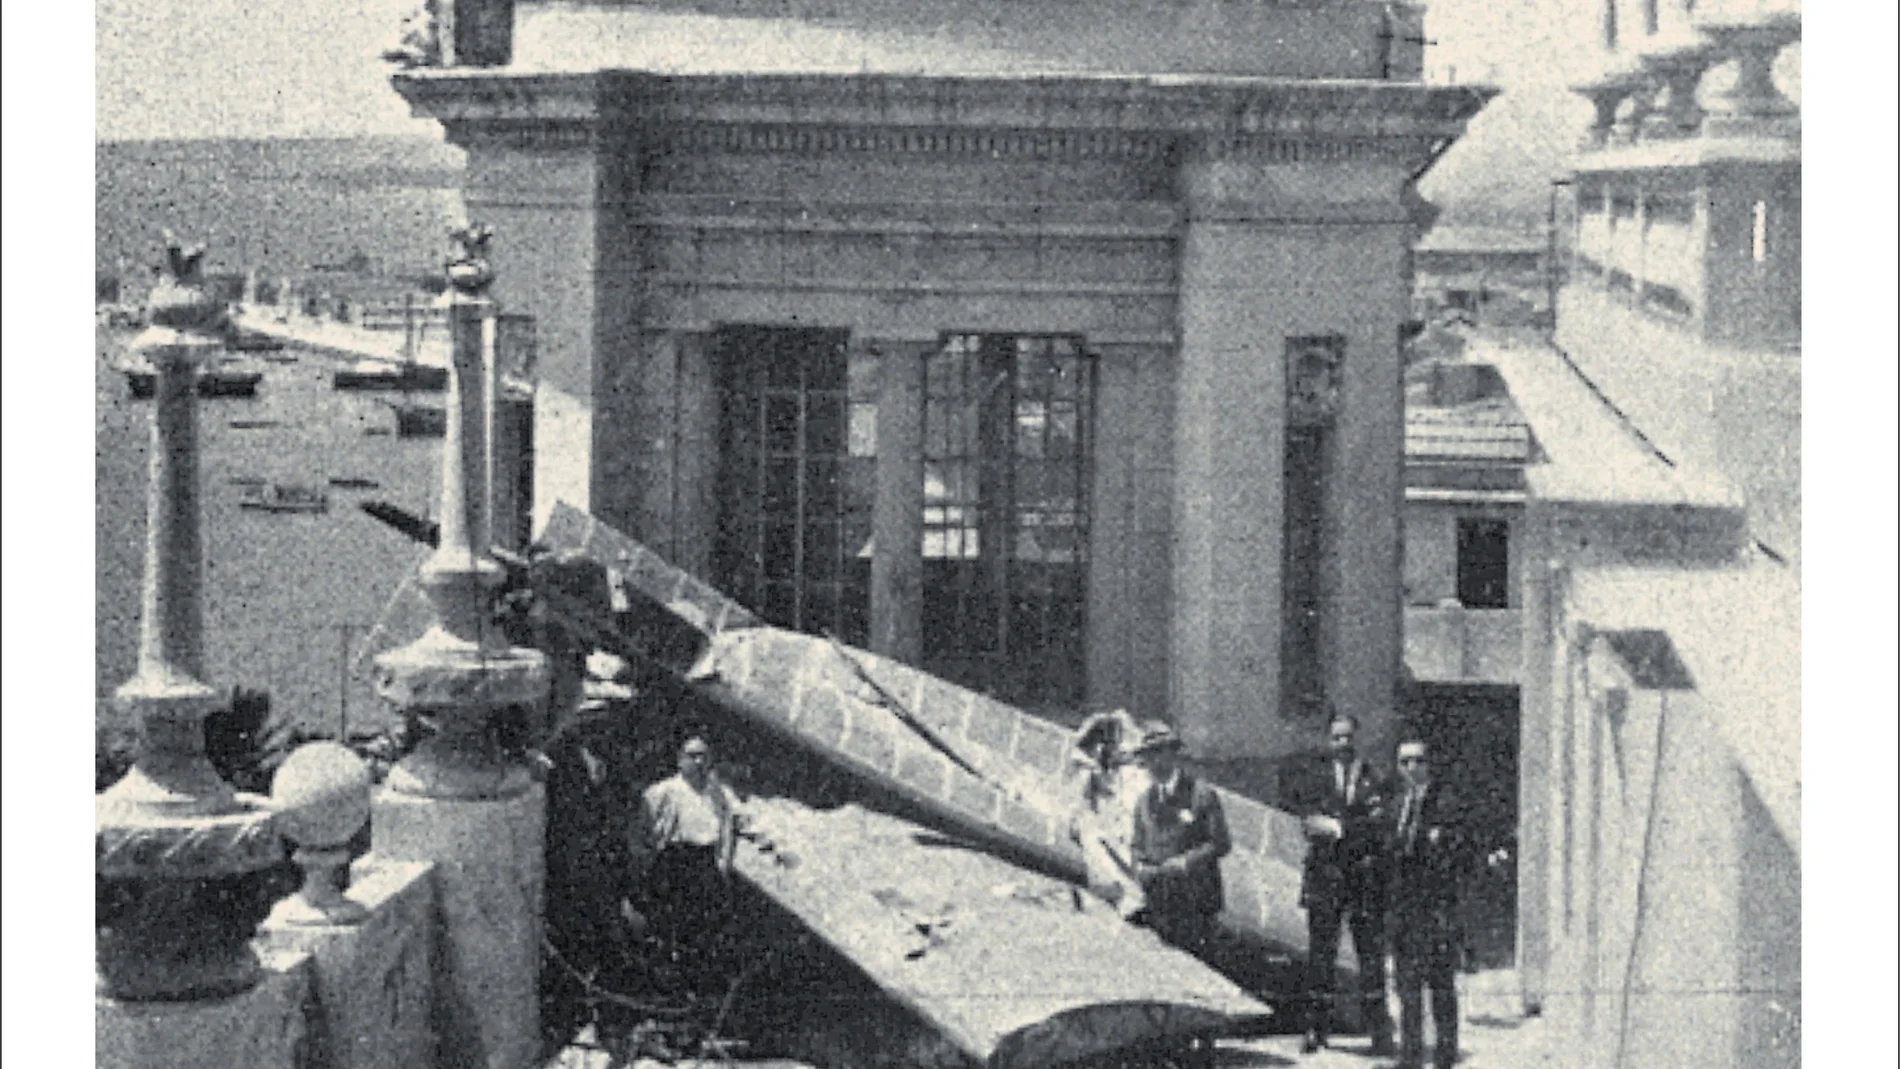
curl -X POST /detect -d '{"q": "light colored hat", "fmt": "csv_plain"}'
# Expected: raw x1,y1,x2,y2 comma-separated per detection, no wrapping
1131,719,1184,756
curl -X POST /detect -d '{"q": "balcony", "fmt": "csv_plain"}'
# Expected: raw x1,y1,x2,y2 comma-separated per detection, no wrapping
1404,603,1522,685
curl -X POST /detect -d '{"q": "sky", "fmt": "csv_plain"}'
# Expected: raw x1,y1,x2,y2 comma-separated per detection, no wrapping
96,0,433,141
87,0,1607,142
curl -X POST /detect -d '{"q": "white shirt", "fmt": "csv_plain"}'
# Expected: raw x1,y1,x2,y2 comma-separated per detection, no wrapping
642,773,734,849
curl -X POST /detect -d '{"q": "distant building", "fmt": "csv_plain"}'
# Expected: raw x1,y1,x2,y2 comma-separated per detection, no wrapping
1412,224,1550,327
1479,2,1800,1066
390,0,1493,768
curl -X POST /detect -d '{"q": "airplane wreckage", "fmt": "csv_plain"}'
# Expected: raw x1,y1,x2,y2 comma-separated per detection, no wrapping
362,501,1359,1068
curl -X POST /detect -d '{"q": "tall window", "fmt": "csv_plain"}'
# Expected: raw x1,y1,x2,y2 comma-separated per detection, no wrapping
920,334,1094,708
713,326,876,645
1282,335,1345,718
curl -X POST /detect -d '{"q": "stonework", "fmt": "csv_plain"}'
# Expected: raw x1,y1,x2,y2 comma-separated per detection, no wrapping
391,18,1491,759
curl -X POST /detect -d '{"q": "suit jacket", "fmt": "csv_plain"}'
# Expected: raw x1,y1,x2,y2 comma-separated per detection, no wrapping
1388,782,1464,923
1131,770,1231,919
1292,754,1393,910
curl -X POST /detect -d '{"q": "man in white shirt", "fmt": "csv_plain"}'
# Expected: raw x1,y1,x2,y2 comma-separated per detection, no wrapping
635,735,739,986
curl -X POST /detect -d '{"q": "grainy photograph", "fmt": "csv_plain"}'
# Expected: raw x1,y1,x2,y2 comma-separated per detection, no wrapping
8,0,1885,1067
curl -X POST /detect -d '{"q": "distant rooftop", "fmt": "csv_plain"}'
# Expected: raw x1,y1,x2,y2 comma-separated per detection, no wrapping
1415,225,1546,256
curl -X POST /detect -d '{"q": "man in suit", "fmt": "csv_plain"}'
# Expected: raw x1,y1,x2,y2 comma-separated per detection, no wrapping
1129,720,1232,958
1294,713,1396,1055
1388,738,1464,1069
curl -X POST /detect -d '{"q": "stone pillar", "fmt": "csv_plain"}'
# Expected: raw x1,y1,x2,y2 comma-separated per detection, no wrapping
370,224,550,1069
1514,510,1559,1015
97,238,284,1005
1170,162,1286,758
97,236,294,1068
1169,145,1411,761
870,340,927,664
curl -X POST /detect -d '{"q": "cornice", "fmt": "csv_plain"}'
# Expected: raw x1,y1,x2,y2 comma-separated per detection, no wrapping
392,68,1495,145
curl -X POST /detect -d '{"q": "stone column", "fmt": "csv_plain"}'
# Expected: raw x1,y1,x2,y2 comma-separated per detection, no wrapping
370,224,550,1069
870,340,927,665
97,239,284,1006
1513,510,1559,1015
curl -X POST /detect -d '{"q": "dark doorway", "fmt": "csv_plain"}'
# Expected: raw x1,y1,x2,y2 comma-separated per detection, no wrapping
1406,683,1521,971
713,325,871,646
1456,517,1511,609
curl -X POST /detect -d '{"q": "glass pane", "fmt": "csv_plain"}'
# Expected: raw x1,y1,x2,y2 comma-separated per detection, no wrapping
764,353,801,388
807,340,847,389
764,394,801,455
803,523,841,581
762,459,799,516
802,582,840,635
1046,403,1077,458
1015,400,1046,458
806,394,845,456
760,582,797,628
762,522,798,580
806,457,841,511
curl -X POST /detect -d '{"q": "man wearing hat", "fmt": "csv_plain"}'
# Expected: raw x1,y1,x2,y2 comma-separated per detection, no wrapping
1128,720,1231,958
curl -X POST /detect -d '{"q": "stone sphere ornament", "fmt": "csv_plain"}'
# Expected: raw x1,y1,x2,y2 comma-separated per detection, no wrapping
267,742,373,926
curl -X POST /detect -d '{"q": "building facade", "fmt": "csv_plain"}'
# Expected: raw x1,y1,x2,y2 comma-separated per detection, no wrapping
391,0,1492,763
1498,2,1801,1066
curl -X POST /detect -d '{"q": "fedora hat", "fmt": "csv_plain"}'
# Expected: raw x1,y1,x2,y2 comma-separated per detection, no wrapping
1131,719,1184,757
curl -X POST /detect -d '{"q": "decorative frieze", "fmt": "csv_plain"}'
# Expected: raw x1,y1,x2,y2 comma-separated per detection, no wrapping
661,122,1172,161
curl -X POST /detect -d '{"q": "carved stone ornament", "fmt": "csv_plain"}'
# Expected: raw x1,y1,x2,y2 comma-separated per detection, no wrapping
445,222,496,297
1286,336,1345,426
144,229,229,336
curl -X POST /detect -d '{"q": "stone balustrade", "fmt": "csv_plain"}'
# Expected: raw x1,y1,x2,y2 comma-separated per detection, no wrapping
1570,11,1798,151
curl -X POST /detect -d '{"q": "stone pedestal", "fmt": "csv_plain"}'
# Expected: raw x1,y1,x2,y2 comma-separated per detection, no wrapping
97,947,312,1069
259,860,437,1069
373,787,546,1069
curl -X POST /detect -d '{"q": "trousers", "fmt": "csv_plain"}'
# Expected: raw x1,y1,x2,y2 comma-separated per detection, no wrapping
1393,912,1459,1069
1305,896,1391,1040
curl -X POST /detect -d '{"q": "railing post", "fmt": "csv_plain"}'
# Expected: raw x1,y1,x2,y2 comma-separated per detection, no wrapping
369,223,550,1069
97,236,301,1069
